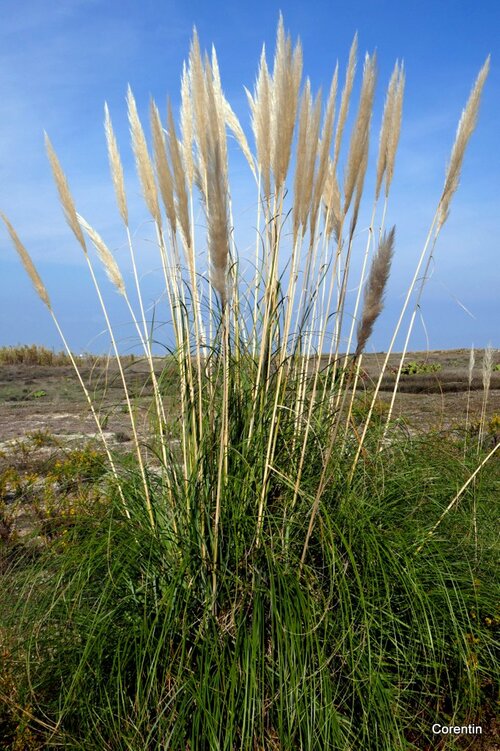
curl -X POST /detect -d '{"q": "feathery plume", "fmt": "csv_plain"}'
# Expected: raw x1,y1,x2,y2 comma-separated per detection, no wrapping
271,14,302,191
104,103,128,226
438,57,490,230
180,62,195,189
293,79,312,241
167,102,192,254
127,86,161,226
482,345,493,393
468,345,475,386
355,226,395,356
1,214,51,309
310,66,338,239
245,46,272,197
188,29,209,177
45,134,86,252
375,62,399,200
206,140,230,308
300,88,322,232
150,100,177,233
210,47,229,178
223,98,256,179
323,160,342,242
333,33,358,169
344,52,377,215
384,64,405,197
201,64,231,307
350,131,370,233
77,214,125,295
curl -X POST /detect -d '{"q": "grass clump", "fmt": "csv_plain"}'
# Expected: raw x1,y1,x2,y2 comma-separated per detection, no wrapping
1,16,497,750
0,345,72,366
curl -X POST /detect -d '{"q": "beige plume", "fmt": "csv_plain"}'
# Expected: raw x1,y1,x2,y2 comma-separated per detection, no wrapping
271,14,303,191
45,134,87,252
224,98,256,179
150,100,177,233
104,103,128,225
127,86,161,225
180,62,195,189
310,67,338,239
333,33,358,170
167,102,192,255
245,46,272,197
77,214,125,296
355,226,395,356
438,57,490,230
375,62,400,200
206,140,230,308
385,64,404,197
293,79,312,241
344,52,377,215
1,214,51,309
323,160,342,242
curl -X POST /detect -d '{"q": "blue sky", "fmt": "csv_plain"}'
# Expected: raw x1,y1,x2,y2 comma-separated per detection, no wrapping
0,0,498,354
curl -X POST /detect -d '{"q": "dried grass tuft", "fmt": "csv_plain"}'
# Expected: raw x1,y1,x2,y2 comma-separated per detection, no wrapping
438,57,490,230
224,98,257,179
1,214,51,309
323,160,342,242
245,46,272,197
167,102,192,254
150,100,177,233
45,134,87,251
104,103,128,225
180,62,195,189
355,226,395,356
77,214,125,295
333,33,358,169
468,345,475,386
344,52,377,215
206,141,230,308
385,64,405,197
482,345,493,393
271,14,302,191
375,62,405,200
127,86,161,226
309,67,338,239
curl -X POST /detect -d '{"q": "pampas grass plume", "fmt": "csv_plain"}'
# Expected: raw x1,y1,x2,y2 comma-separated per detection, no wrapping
355,226,395,356
77,214,126,296
45,134,87,252
127,86,161,226
104,103,129,226
438,56,490,230
1,214,51,309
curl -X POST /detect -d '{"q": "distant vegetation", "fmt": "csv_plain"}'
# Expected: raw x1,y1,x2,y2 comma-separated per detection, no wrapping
0,344,72,366
0,345,139,367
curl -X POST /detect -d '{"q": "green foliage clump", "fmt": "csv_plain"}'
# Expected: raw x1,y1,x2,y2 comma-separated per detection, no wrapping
400,360,442,375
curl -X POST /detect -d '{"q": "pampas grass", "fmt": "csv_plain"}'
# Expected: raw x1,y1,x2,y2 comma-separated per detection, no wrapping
2,17,497,750
355,227,395,357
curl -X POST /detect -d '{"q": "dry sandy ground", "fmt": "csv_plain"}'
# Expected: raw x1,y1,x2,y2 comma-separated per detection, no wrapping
0,349,498,445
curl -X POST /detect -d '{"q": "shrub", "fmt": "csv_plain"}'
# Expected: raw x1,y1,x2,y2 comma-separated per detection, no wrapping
399,359,442,375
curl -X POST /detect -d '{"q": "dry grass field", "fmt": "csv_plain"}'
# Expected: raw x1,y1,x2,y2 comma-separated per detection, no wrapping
1,348,498,446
